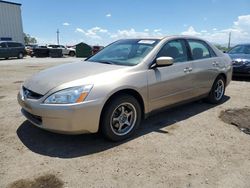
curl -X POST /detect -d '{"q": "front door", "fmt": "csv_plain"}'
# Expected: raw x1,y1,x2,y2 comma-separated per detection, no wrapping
147,39,195,112
6,42,17,57
0,42,8,58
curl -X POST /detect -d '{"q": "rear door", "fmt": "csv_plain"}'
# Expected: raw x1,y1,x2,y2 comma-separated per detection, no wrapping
147,39,195,111
186,39,220,96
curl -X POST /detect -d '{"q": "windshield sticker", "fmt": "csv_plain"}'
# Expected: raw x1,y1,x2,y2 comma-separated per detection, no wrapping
138,40,156,44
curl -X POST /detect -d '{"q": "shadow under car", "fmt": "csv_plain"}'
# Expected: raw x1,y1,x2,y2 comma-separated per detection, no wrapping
17,96,230,158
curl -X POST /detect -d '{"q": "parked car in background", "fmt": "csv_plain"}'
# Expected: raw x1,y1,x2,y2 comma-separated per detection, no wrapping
18,36,232,141
92,45,104,55
227,44,250,76
30,45,50,58
25,44,38,56
0,41,26,59
47,44,76,56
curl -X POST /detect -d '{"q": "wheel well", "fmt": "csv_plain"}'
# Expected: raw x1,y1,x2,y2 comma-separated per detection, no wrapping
217,73,227,83
100,89,145,125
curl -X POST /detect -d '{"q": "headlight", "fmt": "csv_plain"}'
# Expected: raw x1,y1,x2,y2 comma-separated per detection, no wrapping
44,85,93,104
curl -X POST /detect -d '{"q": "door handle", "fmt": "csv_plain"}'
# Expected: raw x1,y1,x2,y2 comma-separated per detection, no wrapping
184,67,192,73
213,61,219,66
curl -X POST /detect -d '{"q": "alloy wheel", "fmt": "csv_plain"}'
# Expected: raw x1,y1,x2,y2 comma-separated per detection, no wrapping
110,102,137,136
214,79,225,101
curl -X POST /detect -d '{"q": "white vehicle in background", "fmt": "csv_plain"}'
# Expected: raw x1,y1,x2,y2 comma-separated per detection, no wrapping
47,44,76,56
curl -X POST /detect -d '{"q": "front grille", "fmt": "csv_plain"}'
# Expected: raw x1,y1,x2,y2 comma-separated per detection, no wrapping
21,109,42,125
23,87,43,100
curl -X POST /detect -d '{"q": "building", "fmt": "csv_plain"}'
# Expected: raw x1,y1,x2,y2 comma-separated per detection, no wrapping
0,0,24,44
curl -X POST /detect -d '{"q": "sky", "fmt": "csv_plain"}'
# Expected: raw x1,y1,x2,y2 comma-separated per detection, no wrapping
17,0,250,46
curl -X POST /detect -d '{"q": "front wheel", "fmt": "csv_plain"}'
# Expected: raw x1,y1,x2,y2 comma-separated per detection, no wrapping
69,51,75,56
100,95,142,141
206,76,226,104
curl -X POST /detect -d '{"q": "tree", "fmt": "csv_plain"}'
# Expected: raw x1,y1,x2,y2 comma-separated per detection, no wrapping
24,33,37,45
215,45,229,52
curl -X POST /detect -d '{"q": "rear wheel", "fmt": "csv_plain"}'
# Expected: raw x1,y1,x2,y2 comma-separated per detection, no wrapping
100,95,142,141
206,75,226,104
17,52,24,59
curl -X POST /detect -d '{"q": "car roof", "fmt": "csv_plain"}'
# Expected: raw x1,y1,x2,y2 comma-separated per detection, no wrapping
119,35,206,41
234,43,250,46
0,41,22,43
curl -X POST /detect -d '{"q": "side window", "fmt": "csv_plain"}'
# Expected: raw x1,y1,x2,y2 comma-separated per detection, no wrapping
14,43,22,47
7,42,20,47
7,42,15,47
157,40,188,63
0,42,7,48
209,47,217,57
188,40,212,60
17,43,23,47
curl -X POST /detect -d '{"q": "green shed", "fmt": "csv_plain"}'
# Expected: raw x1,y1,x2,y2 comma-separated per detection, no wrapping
76,42,92,57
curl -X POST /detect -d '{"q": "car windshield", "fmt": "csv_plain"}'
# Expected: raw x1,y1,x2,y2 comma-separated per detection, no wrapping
228,45,250,54
87,39,160,66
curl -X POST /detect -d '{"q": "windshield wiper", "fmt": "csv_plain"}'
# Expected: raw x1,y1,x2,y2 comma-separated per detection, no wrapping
97,61,115,65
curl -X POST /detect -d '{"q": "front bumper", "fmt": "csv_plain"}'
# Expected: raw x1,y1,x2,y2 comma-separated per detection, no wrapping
233,65,250,76
17,92,103,134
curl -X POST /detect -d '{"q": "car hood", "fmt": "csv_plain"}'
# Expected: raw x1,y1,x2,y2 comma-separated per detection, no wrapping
228,53,250,60
23,61,127,95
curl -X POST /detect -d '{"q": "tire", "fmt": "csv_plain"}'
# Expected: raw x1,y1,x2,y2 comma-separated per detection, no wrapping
100,95,142,141
17,52,24,59
69,51,75,56
206,75,226,104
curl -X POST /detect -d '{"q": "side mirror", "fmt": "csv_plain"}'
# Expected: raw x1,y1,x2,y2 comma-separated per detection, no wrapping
156,57,174,67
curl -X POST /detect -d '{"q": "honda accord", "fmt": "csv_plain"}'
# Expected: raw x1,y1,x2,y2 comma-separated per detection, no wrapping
18,36,232,141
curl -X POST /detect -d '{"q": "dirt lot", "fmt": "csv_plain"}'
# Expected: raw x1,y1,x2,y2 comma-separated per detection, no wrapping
0,57,250,188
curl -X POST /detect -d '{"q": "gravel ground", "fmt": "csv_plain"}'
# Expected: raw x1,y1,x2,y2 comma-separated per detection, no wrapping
0,57,250,188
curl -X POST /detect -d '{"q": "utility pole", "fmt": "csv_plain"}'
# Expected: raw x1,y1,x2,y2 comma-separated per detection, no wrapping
228,32,231,49
56,29,60,45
